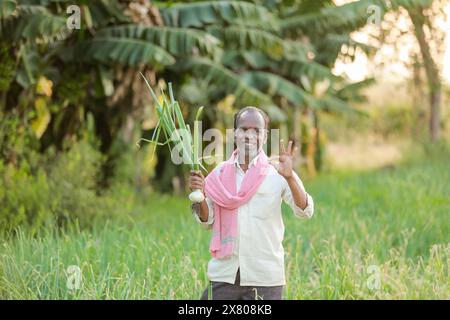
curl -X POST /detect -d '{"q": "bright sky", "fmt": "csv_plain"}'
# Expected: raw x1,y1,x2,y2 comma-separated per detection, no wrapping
332,1,450,85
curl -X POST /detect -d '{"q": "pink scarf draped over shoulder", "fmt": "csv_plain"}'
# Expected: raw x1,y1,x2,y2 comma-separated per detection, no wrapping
204,150,270,258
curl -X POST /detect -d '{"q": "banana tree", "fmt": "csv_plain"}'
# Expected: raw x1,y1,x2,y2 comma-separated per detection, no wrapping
1,0,436,190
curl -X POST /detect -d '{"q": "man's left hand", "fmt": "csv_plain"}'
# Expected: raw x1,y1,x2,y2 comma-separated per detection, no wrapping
269,140,297,179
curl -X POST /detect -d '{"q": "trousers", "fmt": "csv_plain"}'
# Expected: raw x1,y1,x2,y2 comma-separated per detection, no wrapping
200,269,284,300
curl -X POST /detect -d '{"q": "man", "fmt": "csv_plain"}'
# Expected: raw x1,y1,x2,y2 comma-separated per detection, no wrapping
189,106,314,300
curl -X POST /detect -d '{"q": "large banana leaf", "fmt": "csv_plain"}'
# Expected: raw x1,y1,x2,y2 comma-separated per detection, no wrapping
321,34,375,57
315,95,366,115
335,78,376,103
63,37,175,68
279,58,338,82
282,0,432,36
96,25,221,57
0,0,16,19
281,0,388,34
222,50,335,83
221,50,273,69
283,39,314,61
390,0,433,10
85,0,129,28
203,11,314,62
160,1,278,31
1,12,66,43
313,33,375,66
15,46,40,88
240,71,314,106
175,57,272,106
207,25,285,59
240,71,364,115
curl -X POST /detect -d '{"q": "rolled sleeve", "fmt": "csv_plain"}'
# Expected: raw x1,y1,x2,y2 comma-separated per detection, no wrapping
192,197,215,229
292,192,314,219
282,172,314,219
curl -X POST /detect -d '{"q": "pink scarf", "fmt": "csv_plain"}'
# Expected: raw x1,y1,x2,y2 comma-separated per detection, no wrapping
204,150,270,258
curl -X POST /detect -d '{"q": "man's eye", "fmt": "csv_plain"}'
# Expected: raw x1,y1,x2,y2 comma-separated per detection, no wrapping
236,128,264,134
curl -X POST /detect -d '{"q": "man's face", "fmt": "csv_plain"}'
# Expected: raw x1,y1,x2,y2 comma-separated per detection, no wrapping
234,110,267,162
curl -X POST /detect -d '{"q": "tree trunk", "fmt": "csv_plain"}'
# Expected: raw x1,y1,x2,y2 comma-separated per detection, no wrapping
429,89,441,141
313,110,322,172
305,108,316,177
293,105,302,170
408,9,442,141
411,55,426,138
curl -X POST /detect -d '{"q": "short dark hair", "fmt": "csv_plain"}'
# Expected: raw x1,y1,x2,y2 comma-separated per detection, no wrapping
233,106,270,130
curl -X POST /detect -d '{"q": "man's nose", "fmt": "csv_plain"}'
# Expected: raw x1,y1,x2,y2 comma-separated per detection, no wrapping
244,134,254,141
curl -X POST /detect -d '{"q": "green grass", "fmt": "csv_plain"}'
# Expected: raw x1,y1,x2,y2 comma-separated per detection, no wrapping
0,150,449,299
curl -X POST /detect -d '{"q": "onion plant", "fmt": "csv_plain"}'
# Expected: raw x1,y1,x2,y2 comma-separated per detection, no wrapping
137,73,205,203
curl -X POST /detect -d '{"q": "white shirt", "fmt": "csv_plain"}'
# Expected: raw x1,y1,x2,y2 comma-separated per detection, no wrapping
192,153,314,286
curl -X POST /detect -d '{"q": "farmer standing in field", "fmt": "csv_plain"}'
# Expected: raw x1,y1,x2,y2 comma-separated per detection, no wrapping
189,106,314,300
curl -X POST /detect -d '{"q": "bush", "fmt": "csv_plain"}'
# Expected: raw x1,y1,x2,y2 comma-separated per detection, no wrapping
371,103,421,139
321,102,423,143
0,140,127,235
0,162,52,234
46,141,113,228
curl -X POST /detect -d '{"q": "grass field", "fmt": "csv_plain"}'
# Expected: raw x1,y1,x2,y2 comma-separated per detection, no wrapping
0,147,449,299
